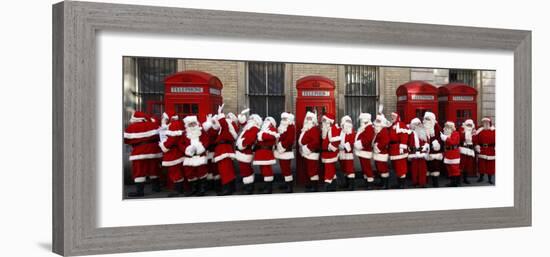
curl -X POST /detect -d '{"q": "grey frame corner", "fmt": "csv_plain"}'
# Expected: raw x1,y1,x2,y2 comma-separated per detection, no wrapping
53,1,531,256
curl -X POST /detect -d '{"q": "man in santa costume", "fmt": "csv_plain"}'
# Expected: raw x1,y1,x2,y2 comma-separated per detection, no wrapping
373,113,391,189
212,104,239,195
320,113,341,192
202,114,221,193
408,118,429,188
475,117,496,184
354,113,375,189
235,113,262,194
123,111,163,197
274,112,296,193
158,111,186,196
459,119,477,184
388,112,410,189
440,121,461,187
423,112,443,187
180,115,210,196
253,117,280,194
144,113,162,192
339,115,356,190
299,111,322,192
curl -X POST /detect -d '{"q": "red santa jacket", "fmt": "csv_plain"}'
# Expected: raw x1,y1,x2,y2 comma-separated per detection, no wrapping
476,127,495,160
274,124,296,160
389,121,409,160
354,124,375,159
299,126,321,160
321,125,341,163
159,120,185,167
339,129,356,161
253,125,279,166
459,127,477,158
179,128,210,167
442,131,461,165
373,127,390,162
426,124,443,161
213,113,238,163
408,131,429,159
124,121,162,161
235,124,260,163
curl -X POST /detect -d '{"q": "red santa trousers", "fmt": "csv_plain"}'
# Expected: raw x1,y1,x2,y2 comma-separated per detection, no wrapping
427,160,441,176
217,158,236,185
238,161,254,179
259,165,274,182
392,158,408,178
183,165,208,182
207,159,219,180
131,159,161,181
166,165,184,183
323,163,337,183
375,161,389,178
304,159,319,180
359,157,375,181
279,159,293,181
478,159,495,175
446,164,461,177
460,155,476,176
340,160,355,178
410,159,427,187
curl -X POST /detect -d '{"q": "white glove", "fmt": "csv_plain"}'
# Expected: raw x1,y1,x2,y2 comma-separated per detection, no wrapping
195,143,206,155
328,143,338,152
302,145,311,155
185,145,196,156
237,114,247,124
236,138,245,150
338,143,345,151
440,132,448,141
277,142,286,153
475,145,481,153
344,142,352,152
354,140,363,150
432,140,441,151
217,104,225,115
399,148,404,154
240,108,250,115
374,143,381,154
422,143,430,152
416,152,423,158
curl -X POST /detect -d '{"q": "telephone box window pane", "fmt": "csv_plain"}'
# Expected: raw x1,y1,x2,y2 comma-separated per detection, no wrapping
191,104,199,114
416,109,428,120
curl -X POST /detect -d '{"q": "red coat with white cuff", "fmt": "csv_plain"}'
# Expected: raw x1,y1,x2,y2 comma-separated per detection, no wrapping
476,127,495,160
235,125,260,163
339,129,356,161
299,127,321,160
159,120,185,167
373,127,390,162
354,124,375,159
124,121,162,161
274,124,296,160
253,125,279,166
321,125,341,163
179,129,210,167
426,124,443,161
213,113,238,163
389,121,409,160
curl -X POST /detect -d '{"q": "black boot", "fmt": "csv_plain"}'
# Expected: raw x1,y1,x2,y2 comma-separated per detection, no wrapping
398,178,406,189
214,180,222,194
195,179,207,196
431,176,439,188
488,175,494,185
382,178,389,189
477,174,485,183
260,182,273,194
184,181,197,197
284,182,294,193
127,182,145,198
243,183,255,194
347,177,355,191
365,180,373,190
445,177,456,187
463,174,471,184
168,182,184,197
305,181,318,192
151,178,161,193
340,177,349,189
218,181,234,196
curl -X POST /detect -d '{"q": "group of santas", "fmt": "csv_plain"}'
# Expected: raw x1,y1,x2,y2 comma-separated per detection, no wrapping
124,104,496,197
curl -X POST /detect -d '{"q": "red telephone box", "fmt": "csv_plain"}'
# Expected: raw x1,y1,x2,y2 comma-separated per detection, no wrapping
295,75,336,184
164,70,223,122
396,81,438,124
438,83,478,127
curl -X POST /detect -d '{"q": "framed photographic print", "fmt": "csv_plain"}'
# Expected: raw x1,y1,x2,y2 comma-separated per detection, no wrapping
52,1,531,256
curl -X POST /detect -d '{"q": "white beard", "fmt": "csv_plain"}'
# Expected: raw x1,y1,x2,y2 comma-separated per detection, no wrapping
186,126,202,140
302,120,315,132
374,123,384,134
424,120,435,137
321,121,331,139
278,120,289,134
414,127,427,142
443,127,453,136
342,122,353,134
261,121,271,131
464,127,473,143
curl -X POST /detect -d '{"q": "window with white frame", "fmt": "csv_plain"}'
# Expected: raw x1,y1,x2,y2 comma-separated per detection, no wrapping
344,65,379,124
247,62,285,123
449,69,476,87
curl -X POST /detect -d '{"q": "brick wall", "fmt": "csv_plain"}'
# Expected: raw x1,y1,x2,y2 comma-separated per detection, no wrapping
481,70,496,124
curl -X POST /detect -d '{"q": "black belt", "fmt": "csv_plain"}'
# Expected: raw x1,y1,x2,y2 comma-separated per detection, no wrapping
445,146,458,150
254,145,273,150
481,144,495,147
462,144,474,149
218,140,233,145
411,147,423,152
132,140,156,147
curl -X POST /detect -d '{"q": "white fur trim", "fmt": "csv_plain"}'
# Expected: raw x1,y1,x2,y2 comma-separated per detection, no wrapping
347,173,356,178
365,176,374,182
253,159,277,166
183,156,207,167
185,145,195,157
129,153,162,161
328,144,339,152
354,140,363,150
399,174,406,178
459,147,476,157
242,174,255,184
390,153,408,160
238,114,247,124
301,152,320,160
339,152,354,160
427,153,443,160
162,156,185,167
380,172,390,178
159,142,170,153
213,174,220,180
274,150,295,160
443,158,460,164
264,176,274,182
213,153,235,163
207,151,214,160
124,129,159,139
236,138,245,150
235,150,253,163
322,156,339,163
373,153,389,162
134,177,146,183
310,175,319,181
227,120,238,140
478,154,496,160
355,150,373,159
284,175,294,182
329,135,341,143
432,140,441,151
165,130,183,137
187,177,198,182
206,173,214,180
430,171,440,177
263,130,280,139
408,152,426,159
399,144,408,150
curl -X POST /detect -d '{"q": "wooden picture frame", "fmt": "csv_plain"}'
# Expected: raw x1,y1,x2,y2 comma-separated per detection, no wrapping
52,1,531,256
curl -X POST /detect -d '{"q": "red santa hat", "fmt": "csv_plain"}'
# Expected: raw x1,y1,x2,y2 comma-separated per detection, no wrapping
304,111,318,125
322,113,336,124
183,115,199,127
462,119,475,128
358,113,372,123
445,121,456,131
281,112,295,124
409,117,422,130
264,116,277,128
129,111,148,123
391,112,401,122
423,111,436,121
481,117,492,125
248,114,263,127
340,115,352,126
163,111,179,121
